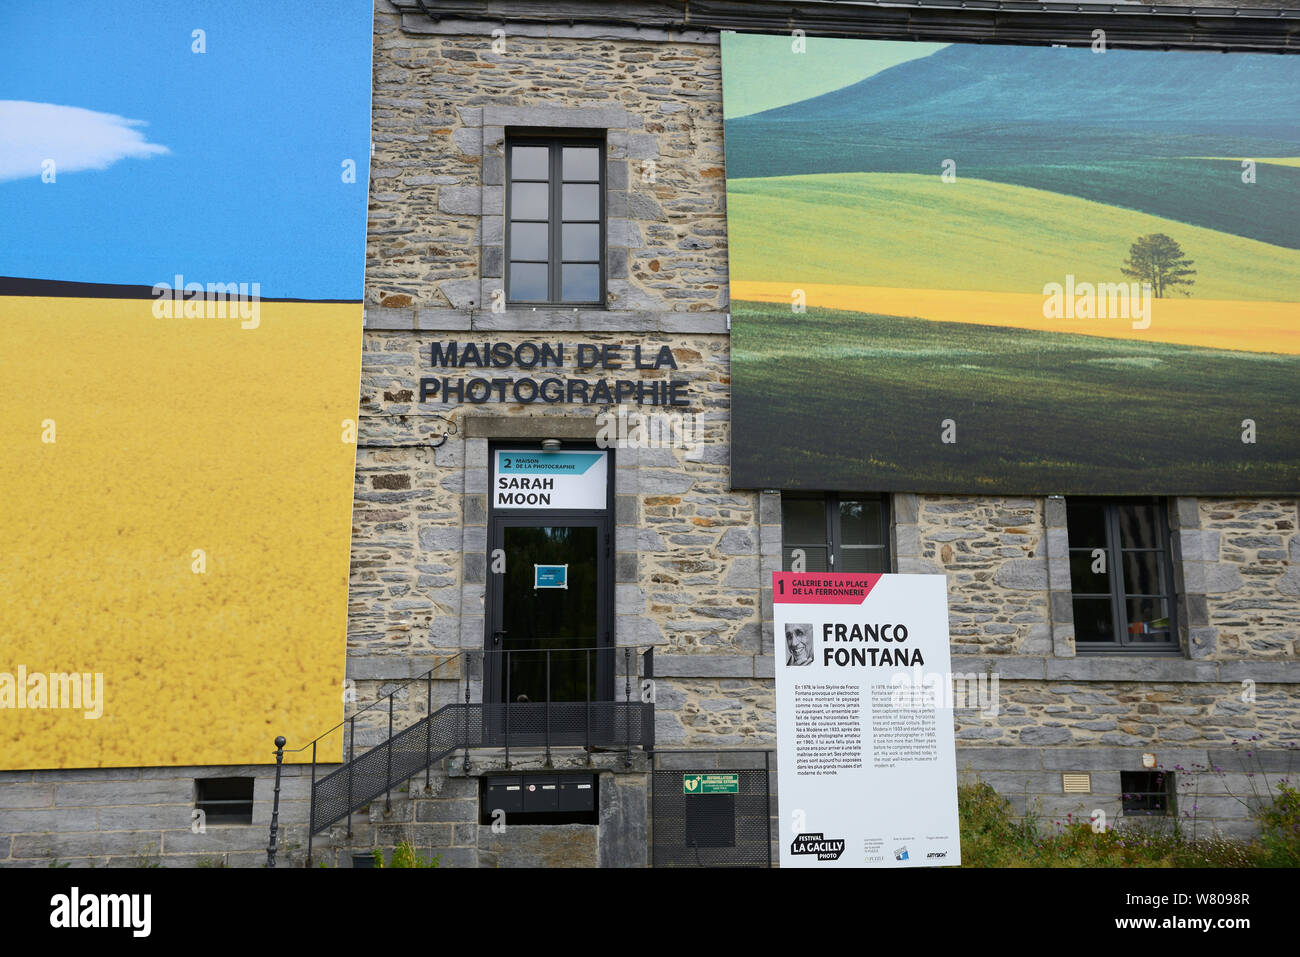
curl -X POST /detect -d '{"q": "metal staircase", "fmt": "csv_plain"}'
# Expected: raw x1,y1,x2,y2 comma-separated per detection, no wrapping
282,647,655,863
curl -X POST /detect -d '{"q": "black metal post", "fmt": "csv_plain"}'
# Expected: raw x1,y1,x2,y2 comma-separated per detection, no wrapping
462,654,472,774
765,750,773,868
649,750,656,869
307,739,317,867
624,648,632,768
504,650,511,769
266,736,286,868
384,693,393,814
644,648,655,755
584,649,591,766
425,668,433,792
544,649,552,768
346,715,355,838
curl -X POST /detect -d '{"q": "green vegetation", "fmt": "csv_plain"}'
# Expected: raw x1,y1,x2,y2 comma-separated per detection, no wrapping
727,173,1300,300
371,841,441,868
1254,781,1300,867
130,841,163,868
958,778,1300,867
731,301,1300,493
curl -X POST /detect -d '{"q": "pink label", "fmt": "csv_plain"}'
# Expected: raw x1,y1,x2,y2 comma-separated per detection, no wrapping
772,572,883,605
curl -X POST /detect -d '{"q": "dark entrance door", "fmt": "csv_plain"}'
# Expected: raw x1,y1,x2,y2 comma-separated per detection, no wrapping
488,517,612,707
485,443,614,746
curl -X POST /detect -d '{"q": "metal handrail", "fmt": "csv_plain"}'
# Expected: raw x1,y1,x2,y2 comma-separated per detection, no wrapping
280,651,465,756
287,645,656,865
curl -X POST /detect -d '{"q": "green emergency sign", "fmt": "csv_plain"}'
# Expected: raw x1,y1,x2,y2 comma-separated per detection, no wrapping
683,773,740,795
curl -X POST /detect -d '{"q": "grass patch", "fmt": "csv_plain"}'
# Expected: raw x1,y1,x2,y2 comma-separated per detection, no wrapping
371,841,441,868
958,778,1300,868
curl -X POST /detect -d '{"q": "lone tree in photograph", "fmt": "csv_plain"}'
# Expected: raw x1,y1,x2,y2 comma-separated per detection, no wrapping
1121,233,1197,298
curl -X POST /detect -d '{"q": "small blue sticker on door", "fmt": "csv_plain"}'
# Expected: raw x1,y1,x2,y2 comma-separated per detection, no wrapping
534,564,568,589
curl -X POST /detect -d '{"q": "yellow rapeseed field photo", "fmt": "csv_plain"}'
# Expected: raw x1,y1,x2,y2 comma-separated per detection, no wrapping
731,281,1300,356
0,296,361,768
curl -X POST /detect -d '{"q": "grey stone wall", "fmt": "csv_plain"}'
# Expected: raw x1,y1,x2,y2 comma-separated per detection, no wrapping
962,746,1300,841
4,6,1299,868
0,753,646,869
368,3,727,312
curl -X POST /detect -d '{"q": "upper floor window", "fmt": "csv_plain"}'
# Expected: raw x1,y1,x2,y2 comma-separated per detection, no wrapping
1067,498,1178,654
506,134,604,306
781,493,890,573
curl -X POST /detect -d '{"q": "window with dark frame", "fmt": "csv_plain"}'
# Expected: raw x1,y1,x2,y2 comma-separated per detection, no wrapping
1121,770,1175,816
506,134,604,306
781,493,890,573
1067,498,1179,654
194,777,254,825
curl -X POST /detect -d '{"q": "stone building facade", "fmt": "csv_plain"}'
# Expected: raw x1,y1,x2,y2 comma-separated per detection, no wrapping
1,0,1296,867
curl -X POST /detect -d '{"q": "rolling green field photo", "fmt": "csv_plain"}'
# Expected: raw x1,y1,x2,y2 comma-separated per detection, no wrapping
732,302,1300,493
722,35,1300,494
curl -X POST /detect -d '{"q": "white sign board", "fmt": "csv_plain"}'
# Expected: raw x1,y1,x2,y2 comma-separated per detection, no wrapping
493,449,608,510
773,572,961,868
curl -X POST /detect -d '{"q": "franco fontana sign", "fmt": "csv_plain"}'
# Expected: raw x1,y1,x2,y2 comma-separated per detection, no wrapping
418,340,690,406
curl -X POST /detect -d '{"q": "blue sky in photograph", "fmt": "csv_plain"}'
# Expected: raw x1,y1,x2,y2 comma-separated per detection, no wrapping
721,33,946,118
0,1,373,299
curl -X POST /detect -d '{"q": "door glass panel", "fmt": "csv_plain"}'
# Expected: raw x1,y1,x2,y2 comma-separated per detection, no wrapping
500,525,599,702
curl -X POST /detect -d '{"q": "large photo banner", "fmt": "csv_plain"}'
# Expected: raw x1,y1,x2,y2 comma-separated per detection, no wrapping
773,572,961,868
0,2,373,768
722,33,1300,494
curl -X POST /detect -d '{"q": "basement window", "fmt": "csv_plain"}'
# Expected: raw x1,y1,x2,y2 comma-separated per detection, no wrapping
195,777,255,825
1121,770,1175,816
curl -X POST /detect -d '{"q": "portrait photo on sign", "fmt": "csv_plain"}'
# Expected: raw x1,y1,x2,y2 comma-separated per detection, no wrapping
785,622,815,665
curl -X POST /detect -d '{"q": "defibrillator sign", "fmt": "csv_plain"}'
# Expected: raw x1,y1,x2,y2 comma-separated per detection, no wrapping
683,773,740,795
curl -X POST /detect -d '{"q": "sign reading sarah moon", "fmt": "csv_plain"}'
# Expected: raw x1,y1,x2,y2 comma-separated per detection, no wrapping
773,572,961,868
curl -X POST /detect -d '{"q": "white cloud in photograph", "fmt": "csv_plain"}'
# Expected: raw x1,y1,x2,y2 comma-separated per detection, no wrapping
0,100,169,182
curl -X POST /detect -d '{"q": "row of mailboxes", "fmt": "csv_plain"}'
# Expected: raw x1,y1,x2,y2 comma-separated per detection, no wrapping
484,774,597,815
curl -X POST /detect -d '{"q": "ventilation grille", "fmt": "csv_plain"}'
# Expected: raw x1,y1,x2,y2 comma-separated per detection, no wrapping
1062,773,1091,794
